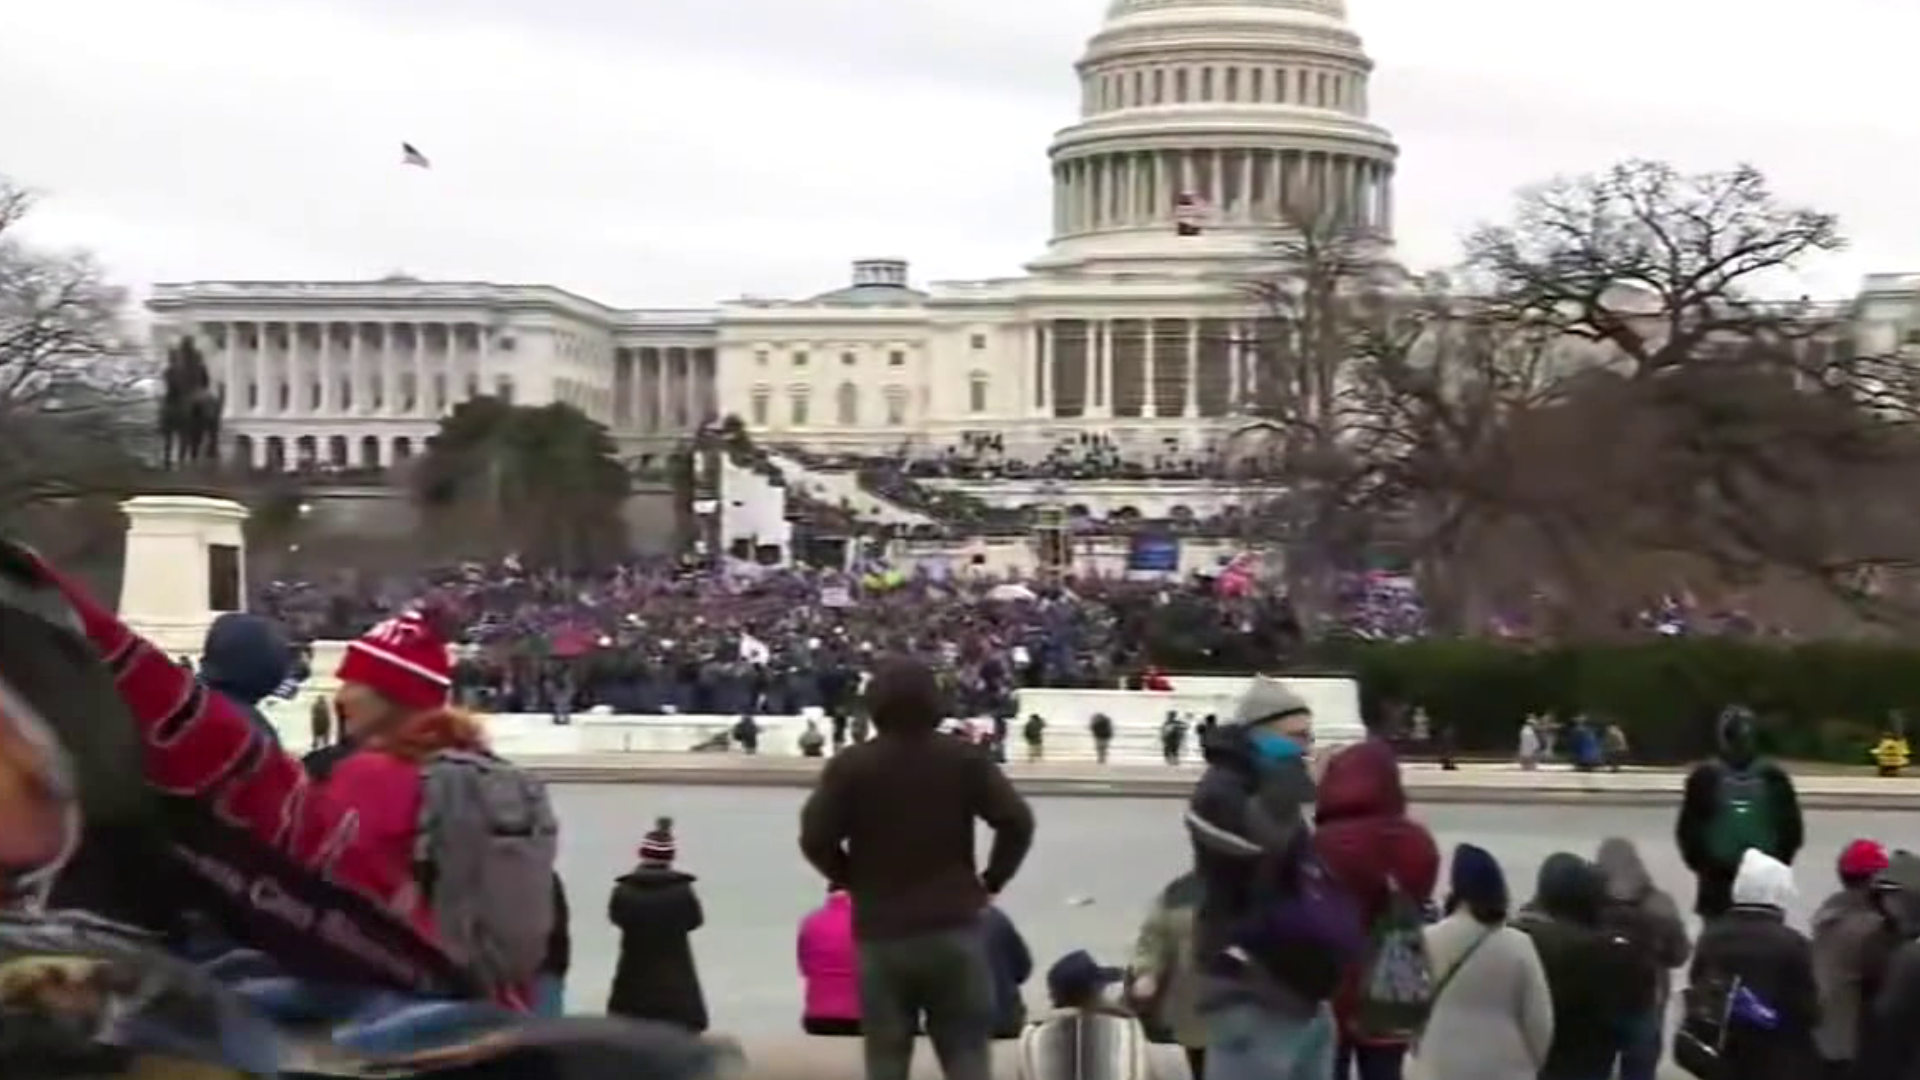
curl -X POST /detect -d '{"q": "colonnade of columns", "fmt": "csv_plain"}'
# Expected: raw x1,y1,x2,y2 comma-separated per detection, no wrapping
189,321,506,423
1053,148,1392,235
612,346,716,434
1031,316,1261,420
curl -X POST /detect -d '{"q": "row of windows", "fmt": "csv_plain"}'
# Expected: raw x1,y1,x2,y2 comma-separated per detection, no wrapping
749,335,989,369
1086,62,1364,114
747,376,990,426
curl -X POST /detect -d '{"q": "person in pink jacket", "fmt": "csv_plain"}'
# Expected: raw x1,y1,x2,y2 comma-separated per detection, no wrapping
798,885,861,1035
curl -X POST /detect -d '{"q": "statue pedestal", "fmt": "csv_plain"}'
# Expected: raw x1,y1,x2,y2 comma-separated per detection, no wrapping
118,494,250,658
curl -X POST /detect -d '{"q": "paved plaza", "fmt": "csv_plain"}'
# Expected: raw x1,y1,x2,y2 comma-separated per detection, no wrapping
523,752,1920,809
552,783,1917,1079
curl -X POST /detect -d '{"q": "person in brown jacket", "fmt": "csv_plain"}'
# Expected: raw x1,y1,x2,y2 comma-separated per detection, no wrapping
800,657,1036,1080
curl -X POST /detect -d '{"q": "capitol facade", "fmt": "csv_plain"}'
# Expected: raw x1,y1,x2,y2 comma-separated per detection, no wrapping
147,0,1403,471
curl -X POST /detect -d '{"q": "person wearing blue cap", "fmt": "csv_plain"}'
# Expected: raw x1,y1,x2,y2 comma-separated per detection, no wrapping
1016,950,1149,1080
1414,844,1552,1080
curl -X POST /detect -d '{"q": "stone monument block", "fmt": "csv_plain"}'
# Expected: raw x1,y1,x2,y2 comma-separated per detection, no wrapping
117,494,249,658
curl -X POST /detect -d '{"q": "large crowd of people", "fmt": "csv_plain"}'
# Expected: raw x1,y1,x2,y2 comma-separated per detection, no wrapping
2,531,1901,1080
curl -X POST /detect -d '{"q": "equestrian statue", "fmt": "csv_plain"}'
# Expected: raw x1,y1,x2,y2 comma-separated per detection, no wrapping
158,336,225,470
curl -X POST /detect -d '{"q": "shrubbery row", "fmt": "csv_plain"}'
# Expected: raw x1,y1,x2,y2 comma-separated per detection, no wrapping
1248,639,1913,765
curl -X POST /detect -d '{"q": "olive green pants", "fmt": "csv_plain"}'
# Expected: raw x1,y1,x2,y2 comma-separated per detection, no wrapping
857,924,995,1080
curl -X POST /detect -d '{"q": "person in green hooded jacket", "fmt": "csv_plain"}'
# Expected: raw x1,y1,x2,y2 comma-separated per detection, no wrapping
1127,871,1204,1078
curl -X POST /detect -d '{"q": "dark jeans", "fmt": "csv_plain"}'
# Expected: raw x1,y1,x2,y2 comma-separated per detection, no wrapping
1334,1041,1405,1080
1616,1010,1662,1080
857,923,995,1080
1184,1047,1206,1079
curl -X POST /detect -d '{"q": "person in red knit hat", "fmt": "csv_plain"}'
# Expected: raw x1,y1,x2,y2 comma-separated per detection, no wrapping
10,548,473,999
323,612,489,937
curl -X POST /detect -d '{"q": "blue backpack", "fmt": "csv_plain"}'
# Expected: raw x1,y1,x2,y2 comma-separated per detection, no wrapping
1230,837,1366,1002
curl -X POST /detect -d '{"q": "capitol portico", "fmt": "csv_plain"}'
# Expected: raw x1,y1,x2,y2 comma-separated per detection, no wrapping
149,0,1402,469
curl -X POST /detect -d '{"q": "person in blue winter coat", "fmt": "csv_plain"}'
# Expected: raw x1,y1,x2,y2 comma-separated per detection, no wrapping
198,612,296,746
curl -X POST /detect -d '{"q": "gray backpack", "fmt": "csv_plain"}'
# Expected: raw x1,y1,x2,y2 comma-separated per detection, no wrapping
413,749,559,991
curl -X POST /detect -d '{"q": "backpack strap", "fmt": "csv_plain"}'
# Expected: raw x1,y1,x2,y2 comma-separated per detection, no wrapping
1429,929,1493,1004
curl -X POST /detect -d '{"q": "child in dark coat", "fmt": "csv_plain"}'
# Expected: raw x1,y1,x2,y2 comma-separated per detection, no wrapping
606,817,709,1032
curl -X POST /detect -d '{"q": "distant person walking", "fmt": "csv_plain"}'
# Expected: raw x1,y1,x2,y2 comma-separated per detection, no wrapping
801,657,1037,1080
1676,705,1805,917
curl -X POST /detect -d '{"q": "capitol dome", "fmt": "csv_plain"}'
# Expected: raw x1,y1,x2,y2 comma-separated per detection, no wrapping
1033,0,1397,273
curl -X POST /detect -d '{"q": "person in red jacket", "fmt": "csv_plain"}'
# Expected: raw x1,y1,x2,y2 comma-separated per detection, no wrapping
1312,740,1440,1080
20,550,472,999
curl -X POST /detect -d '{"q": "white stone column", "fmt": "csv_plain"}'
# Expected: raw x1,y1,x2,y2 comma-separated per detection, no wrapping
1153,152,1168,225
1077,161,1090,232
1059,161,1075,233
658,348,674,429
685,349,701,427
1382,164,1394,235
1142,319,1157,419
348,323,363,415
251,324,267,416
317,323,334,414
1094,320,1112,416
1183,319,1199,418
1227,320,1243,409
1239,150,1255,221
221,322,239,407
384,324,402,416
412,323,427,416
1267,151,1283,216
1037,323,1053,416
1180,150,1195,197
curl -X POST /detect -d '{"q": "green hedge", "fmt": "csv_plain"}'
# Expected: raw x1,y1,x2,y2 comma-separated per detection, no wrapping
1268,639,1916,764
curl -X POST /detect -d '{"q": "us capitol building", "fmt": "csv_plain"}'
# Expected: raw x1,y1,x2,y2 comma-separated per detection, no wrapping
144,0,1404,472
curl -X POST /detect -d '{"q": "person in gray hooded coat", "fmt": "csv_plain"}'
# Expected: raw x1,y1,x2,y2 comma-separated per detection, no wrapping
1594,836,1692,1080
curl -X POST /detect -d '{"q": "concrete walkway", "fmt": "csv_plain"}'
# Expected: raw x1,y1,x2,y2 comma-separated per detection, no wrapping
519,751,1920,809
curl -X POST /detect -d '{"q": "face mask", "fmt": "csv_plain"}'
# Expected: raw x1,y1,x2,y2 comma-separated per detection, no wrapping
1248,729,1305,766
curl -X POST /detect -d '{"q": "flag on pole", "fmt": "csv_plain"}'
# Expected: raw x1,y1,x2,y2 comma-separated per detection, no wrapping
401,142,432,169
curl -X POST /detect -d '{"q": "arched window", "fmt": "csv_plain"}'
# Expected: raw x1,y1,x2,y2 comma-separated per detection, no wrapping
968,371,989,414
750,385,771,427
836,381,859,425
884,386,908,426
789,386,810,426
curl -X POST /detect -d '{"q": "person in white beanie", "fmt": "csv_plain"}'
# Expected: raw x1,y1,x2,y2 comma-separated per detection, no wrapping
1183,675,1327,1080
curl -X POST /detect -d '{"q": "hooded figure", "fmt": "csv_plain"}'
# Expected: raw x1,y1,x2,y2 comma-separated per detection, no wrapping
1594,837,1692,1080
1311,739,1439,1065
1686,850,1820,1080
1417,844,1553,1080
1859,851,1920,1080
607,817,708,1031
1676,705,1805,917
1812,840,1891,1071
199,613,296,746
1182,676,1333,1080
798,657,1034,1080
1514,853,1645,1080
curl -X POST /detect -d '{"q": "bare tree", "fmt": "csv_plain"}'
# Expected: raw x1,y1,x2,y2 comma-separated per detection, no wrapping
1464,160,1920,631
1466,160,1844,378
0,176,151,517
1227,201,1393,624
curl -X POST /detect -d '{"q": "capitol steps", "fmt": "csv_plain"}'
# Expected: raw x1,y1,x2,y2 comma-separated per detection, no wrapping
761,450,936,528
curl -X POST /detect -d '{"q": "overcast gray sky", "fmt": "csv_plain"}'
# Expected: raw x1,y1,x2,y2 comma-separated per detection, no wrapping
3,0,1915,307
